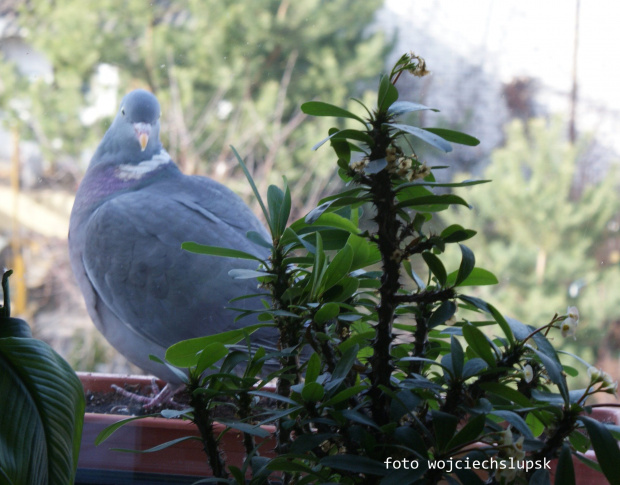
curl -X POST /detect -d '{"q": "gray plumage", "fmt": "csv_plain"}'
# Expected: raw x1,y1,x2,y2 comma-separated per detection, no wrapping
69,89,272,387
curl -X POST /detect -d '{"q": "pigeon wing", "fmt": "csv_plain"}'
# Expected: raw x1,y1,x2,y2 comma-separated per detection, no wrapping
80,174,271,352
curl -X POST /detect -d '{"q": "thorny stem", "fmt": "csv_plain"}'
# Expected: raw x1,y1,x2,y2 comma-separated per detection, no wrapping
270,243,301,484
238,391,258,459
189,385,228,479
366,115,400,427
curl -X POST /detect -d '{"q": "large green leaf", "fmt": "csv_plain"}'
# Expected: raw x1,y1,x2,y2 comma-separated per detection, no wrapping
388,101,439,116
422,252,447,287
446,267,498,287
0,338,84,485
320,244,353,293
301,101,367,125
579,415,620,485
397,194,470,212
423,127,480,146
454,244,475,286
378,74,399,111
231,146,272,233
462,323,496,367
181,242,263,262
165,324,268,367
386,123,453,152
554,443,575,485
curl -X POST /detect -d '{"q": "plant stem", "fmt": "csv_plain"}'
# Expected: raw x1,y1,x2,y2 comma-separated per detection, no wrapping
189,387,228,479
367,167,400,426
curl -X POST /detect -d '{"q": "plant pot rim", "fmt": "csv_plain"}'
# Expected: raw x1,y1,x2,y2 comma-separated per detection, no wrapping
77,371,276,478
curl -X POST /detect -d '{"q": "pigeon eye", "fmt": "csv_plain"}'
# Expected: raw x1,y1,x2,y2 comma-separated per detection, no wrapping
121,107,125,116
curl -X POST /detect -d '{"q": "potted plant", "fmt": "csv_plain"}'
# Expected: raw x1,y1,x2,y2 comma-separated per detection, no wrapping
92,53,620,485
0,270,85,484
77,338,278,483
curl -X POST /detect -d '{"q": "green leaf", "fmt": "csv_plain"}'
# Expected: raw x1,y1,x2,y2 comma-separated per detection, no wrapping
422,252,447,287
555,443,575,485
165,324,266,367
312,129,374,151
460,296,514,345
301,101,367,125
462,323,496,367
365,158,388,174
340,409,380,429
378,74,399,111
228,268,271,279
487,304,515,345
386,123,452,153
446,267,498,287
325,277,360,302
453,244,475,286
527,412,546,438
305,353,321,383
440,224,477,243
388,101,439,116
348,234,381,271
323,384,368,406
427,300,457,328
217,420,271,438
449,335,464,378
112,435,201,454
533,349,569,404
182,242,262,262
314,302,340,324
301,382,325,402
490,410,533,439
94,414,160,446
423,127,480,146
195,342,229,374
301,212,361,235
462,358,488,379
397,194,470,211
446,413,486,452
309,232,327,300
327,344,358,389
246,230,272,249
320,455,387,476
231,146,271,232
431,410,459,452
0,338,84,485
321,244,353,292
479,382,532,408
579,415,620,485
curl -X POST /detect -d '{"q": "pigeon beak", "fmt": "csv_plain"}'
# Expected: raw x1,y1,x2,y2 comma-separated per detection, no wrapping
133,123,151,152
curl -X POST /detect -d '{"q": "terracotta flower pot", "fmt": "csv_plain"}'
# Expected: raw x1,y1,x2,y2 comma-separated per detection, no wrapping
76,372,276,484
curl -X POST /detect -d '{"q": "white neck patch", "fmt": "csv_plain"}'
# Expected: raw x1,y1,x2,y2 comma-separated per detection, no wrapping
116,150,172,181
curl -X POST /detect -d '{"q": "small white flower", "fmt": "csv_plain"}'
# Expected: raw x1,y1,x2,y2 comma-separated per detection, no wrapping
567,306,579,322
501,428,513,447
587,366,602,383
513,436,526,461
523,364,534,383
602,371,614,386
561,317,578,340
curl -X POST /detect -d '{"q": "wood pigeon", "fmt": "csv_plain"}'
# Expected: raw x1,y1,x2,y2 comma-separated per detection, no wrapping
69,89,273,406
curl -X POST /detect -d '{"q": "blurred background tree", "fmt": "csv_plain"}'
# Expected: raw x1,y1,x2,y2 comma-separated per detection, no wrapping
441,118,620,376
5,0,388,211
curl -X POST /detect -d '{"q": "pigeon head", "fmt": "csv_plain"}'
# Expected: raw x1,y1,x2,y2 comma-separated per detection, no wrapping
94,89,163,163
